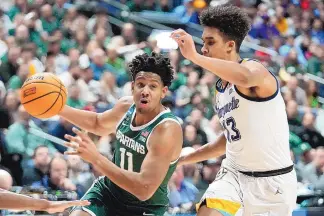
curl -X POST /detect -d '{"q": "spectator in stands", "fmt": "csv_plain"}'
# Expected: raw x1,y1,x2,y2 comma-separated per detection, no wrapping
52,0,67,22
22,145,51,185
87,8,113,39
281,76,308,106
195,158,222,201
302,147,324,191
106,44,126,74
175,71,200,118
0,46,20,84
58,62,82,89
47,38,70,75
5,105,57,158
100,72,123,106
158,0,171,12
173,0,199,24
90,48,114,80
311,18,324,44
279,35,295,57
298,112,324,149
14,25,30,47
204,115,223,143
74,29,89,54
3,90,20,123
168,166,198,213
306,80,320,108
48,118,73,153
126,0,144,12
32,156,84,197
286,100,304,135
7,0,28,21
186,108,209,131
0,80,6,104
183,123,207,148
249,15,280,40
92,27,110,49
283,49,304,74
307,44,323,77
0,8,14,35
78,54,101,104
67,155,94,192
66,84,86,109
0,169,13,190
40,4,59,34
6,63,29,90
121,23,138,45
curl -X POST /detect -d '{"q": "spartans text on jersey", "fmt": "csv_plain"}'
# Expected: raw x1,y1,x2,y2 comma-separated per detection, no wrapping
116,130,146,154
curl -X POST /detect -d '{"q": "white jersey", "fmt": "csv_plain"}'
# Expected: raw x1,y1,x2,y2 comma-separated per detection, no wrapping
214,64,293,172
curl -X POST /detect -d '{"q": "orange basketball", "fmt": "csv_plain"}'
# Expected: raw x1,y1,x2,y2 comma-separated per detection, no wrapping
20,73,67,119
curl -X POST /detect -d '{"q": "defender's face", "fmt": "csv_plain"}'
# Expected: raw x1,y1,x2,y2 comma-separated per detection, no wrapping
201,27,233,60
132,72,167,114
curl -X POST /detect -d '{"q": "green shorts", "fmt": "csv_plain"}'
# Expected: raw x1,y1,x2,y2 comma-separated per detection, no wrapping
71,177,166,216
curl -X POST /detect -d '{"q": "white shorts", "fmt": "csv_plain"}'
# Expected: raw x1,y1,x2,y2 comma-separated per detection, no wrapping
197,159,297,216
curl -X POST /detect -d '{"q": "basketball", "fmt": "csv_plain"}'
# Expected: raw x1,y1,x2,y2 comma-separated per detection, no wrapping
20,73,67,119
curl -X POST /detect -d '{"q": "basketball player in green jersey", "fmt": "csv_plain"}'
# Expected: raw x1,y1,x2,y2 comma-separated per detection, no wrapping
58,52,183,216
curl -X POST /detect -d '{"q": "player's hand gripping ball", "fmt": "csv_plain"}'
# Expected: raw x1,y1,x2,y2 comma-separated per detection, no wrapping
20,73,67,119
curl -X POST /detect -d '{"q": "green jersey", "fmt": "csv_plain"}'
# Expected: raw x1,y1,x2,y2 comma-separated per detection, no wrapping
104,104,180,214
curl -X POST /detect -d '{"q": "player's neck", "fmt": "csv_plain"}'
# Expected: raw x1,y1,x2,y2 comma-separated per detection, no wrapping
222,53,241,86
134,105,165,127
226,52,241,62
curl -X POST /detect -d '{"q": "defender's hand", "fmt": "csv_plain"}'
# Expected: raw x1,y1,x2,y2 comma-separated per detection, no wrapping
170,29,198,61
64,128,100,164
45,200,90,214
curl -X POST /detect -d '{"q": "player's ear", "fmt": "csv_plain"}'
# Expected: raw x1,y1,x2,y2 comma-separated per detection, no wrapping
226,40,236,53
131,81,134,94
161,86,168,99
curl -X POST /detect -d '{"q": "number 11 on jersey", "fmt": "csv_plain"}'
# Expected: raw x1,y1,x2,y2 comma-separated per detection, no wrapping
120,148,133,171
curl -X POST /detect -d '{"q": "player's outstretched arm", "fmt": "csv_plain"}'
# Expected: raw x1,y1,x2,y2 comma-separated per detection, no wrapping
0,188,90,213
64,121,183,201
58,96,133,136
170,29,275,90
178,133,226,166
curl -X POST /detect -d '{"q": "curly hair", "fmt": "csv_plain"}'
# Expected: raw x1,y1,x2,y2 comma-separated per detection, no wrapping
200,5,251,52
129,52,174,87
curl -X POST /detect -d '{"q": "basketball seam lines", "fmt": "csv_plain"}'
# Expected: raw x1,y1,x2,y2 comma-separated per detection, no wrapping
22,82,67,97
52,76,68,98
35,85,62,117
59,94,64,113
51,76,68,98
58,79,64,112
21,91,60,105
51,75,63,86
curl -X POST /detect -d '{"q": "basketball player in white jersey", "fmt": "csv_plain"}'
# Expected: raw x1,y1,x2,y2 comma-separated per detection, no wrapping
171,5,297,216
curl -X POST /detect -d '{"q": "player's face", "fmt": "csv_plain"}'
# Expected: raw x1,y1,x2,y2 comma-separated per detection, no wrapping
201,27,234,60
132,72,167,114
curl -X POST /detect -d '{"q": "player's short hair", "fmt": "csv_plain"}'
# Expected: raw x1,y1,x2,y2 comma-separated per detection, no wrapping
200,5,251,52
129,52,174,87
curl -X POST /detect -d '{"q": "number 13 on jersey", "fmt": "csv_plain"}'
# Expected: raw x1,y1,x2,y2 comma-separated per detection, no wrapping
222,117,241,143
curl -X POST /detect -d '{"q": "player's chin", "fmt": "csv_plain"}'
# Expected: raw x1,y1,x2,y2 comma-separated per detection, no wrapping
137,103,151,113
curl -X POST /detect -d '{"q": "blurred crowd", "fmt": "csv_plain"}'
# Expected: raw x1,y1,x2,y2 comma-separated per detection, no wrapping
0,0,323,214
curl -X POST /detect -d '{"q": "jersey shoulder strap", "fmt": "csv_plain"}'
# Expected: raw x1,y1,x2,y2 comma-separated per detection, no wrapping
116,103,136,130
